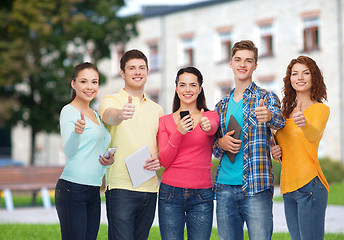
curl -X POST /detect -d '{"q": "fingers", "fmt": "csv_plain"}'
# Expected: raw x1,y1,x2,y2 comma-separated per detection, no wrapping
121,95,135,120
218,131,242,153
199,109,211,132
255,98,272,122
99,154,115,166
200,108,204,118
143,156,161,171
297,100,302,112
293,100,306,127
75,111,86,134
271,145,282,161
178,115,193,134
259,99,264,107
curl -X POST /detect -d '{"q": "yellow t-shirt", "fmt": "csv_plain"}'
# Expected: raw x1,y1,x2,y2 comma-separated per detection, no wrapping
276,103,330,194
99,88,164,192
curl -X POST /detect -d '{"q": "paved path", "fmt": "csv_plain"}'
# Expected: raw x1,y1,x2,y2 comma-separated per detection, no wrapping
0,201,343,233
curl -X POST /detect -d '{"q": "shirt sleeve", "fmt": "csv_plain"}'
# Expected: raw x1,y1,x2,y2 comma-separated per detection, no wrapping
99,95,123,119
301,104,330,143
212,102,225,159
60,107,81,159
158,116,184,168
265,92,285,130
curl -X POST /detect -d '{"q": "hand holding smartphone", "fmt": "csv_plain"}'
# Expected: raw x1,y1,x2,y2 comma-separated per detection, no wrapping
104,147,117,159
180,110,193,131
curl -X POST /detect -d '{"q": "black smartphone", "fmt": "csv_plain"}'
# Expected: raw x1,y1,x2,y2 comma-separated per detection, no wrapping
180,110,190,119
180,110,193,131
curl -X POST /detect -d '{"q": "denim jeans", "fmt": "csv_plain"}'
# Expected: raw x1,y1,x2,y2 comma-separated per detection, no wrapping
283,176,328,240
55,179,101,240
215,184,273,240
105,188,157,240
158,183,214,240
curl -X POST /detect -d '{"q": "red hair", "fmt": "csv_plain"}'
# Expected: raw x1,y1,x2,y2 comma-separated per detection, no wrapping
282,56,327,118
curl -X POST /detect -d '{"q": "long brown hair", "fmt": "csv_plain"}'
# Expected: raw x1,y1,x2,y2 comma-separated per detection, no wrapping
71,62,99,101
172,67,209,112
282,56,327,117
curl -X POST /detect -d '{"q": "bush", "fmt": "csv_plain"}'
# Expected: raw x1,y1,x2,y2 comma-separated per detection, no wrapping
320,157,344,184
272,157,344,186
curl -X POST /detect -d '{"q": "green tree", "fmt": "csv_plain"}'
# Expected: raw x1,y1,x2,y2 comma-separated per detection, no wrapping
0,0,138,165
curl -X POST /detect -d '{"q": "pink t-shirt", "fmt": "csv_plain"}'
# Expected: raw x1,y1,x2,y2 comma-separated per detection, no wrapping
158,111,219,189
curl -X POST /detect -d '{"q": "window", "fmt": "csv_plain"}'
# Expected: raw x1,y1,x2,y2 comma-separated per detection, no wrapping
257,75,277,93
182,37,194,66
147,89,159,104
217,81,233,98
219,31,232,61
260,24,273,57
148,43,159,72
303,17,320,52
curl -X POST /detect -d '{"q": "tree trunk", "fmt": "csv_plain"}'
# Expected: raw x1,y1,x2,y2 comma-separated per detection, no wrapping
29,127,36,166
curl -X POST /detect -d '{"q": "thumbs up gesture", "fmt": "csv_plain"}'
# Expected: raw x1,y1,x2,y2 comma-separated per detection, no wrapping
75,111,86,134
292,101,306,127
199,109,211,132
120,95,135,120
255,99,272,123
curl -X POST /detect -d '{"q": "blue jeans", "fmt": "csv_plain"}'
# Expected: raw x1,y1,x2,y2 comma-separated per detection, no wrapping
283,176,328,240
215,184,273,240
158,183,214,240
55,179,101,240
105,188,157,240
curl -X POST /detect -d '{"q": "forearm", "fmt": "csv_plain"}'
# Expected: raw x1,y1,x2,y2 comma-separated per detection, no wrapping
62,131,81,159
102,108,123,126
159,130,183,168
301,117,326,143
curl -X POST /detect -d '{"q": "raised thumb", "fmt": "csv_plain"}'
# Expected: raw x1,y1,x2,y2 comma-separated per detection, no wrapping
80,110,85,120
128,95,132,104
297,101,302,112
200,108,204,117
259,99,264,107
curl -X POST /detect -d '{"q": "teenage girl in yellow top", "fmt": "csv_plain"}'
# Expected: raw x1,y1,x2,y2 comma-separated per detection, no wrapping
271,56,329,240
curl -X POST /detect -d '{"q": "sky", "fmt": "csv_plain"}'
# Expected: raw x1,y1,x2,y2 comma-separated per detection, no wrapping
119,0,208,15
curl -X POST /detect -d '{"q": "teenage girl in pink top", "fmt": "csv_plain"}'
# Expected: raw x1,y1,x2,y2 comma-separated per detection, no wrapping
158,67,219,240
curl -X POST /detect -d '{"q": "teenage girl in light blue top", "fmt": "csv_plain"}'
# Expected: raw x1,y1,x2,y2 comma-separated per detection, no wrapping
55,62,114,240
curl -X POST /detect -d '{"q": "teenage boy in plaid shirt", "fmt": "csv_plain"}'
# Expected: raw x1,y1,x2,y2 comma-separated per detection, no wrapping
213,40,285,240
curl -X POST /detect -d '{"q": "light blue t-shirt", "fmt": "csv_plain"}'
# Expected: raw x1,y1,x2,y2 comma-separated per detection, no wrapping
59,105,111,186
218,95,244,185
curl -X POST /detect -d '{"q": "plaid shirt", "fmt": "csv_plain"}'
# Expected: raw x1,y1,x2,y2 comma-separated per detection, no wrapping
213,82,285,196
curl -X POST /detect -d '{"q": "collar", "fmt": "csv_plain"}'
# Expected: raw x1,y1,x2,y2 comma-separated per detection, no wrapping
119,88,147,102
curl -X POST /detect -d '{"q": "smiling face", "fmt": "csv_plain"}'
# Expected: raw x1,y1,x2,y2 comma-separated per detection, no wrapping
230,49,257,83
121,58,148,93
290,63,312,95
71,68,99,103
176,72,202,107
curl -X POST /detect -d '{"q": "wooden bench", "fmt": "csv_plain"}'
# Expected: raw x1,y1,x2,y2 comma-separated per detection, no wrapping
0,166,63,211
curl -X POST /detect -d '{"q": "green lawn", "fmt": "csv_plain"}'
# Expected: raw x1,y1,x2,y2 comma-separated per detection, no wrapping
273,182,344,205
0,224,343,240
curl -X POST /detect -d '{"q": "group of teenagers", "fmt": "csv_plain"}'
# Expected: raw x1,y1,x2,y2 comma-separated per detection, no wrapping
55,40,330,240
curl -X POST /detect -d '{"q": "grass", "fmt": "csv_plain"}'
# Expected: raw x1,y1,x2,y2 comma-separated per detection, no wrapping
0,224,343,240
273,182,344,205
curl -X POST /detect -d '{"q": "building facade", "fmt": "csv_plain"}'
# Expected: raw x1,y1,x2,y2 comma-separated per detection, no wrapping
98,0,344,161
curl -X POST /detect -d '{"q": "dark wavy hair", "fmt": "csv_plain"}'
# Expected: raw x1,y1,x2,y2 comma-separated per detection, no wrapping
282,56,327,117
172,67,209,113
71,62,99,101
